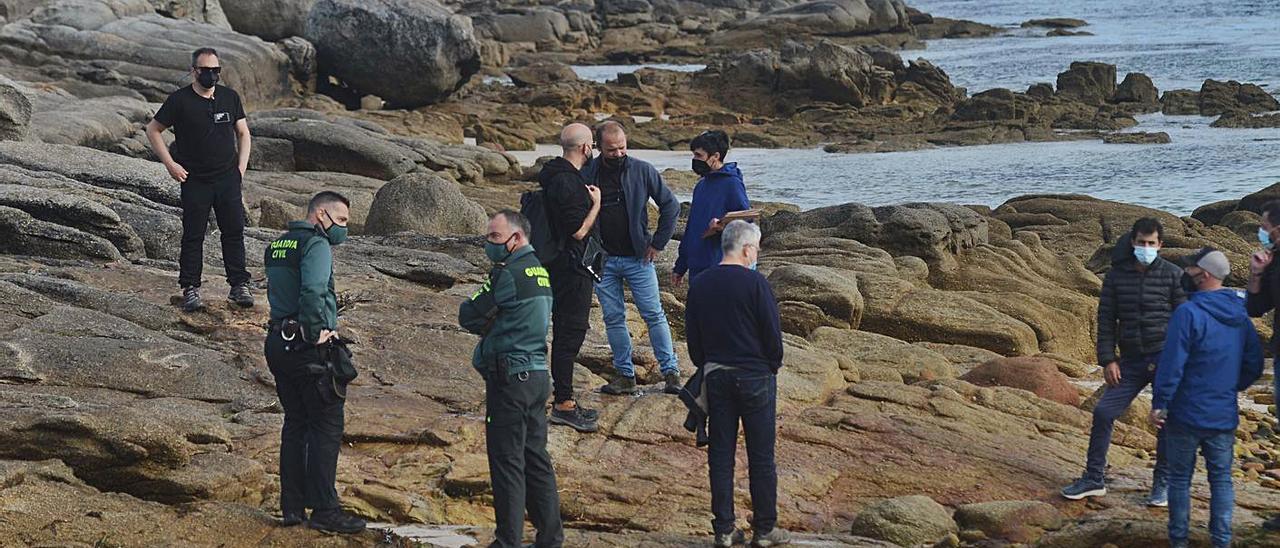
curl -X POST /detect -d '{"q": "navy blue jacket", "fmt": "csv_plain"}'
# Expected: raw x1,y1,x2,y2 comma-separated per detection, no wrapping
1153,289,1264,430
582,156,680,257
674,163,749,277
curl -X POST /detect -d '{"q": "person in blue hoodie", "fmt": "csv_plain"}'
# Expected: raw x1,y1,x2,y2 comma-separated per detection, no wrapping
673,130,750,286
1150,247,1263,548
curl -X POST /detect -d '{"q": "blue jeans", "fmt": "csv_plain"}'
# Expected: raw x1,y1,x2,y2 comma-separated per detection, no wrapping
1084,353,1167,483
1165,419,1234,547
707,369,777,535
595,256,678,378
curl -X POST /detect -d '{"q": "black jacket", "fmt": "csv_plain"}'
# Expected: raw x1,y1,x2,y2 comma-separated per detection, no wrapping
1096,238,1187,364
1246,261,1280,353
537,157,593,268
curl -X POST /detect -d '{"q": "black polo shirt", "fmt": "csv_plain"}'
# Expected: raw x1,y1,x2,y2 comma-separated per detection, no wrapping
153,85,246,178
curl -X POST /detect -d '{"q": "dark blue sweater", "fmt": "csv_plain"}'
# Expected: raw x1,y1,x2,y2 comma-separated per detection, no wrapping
1153,289,1264,430
684,264,784,374
674,163,749,277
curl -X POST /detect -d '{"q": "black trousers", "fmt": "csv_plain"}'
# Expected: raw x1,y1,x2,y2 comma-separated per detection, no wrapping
265,331,344,515
707,369,778,535
486,370,563,548
180,169,250,288
547,261,591,404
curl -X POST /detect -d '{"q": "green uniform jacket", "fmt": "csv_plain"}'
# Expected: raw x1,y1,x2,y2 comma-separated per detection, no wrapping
265,221,338,341
458,245,553,378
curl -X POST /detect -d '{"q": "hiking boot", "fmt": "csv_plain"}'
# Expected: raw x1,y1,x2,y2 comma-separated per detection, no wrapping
600,375,638,396
714,529,747,547
181,286,204,313
228,283,255,308
554,401,598,421
550,406,598,433
1147,477,1169,508
663,371,683,395
307,509,366,534
280,510,306,527
751,528,792,547
1060,477,1107,500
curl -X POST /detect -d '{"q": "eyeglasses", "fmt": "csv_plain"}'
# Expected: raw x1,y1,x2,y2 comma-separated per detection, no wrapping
195,66,222,74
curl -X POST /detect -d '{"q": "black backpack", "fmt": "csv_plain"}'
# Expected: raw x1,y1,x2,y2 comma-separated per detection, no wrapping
520,189,563,265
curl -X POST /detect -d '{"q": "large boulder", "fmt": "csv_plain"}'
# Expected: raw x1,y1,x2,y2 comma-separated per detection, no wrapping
1112,72,1159,105
0,184,145,258
1199,79,1280,116
364,172,486,236
306,0,482,108
0,0,293,107
0,75,32,141
477,9,570,45
768,264,864,330
1055,61,1116,105
954,500,1064,543
849,495,958,546
960,356,1081,406
507,62,580,88
249,115,417,180
0,205,122,261
1160,89,1200,115
221,0,316,41
733,0,910,37
952,88,1040,122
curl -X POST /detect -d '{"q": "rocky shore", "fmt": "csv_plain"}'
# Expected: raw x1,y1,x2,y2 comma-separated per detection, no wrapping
0,0,1279,546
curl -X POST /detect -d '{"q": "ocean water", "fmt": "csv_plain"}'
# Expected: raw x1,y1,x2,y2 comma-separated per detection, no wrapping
603,0,1280,214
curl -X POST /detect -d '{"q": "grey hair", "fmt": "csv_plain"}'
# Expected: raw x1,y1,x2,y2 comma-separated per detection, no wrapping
721,220,761,256
494,209,531,237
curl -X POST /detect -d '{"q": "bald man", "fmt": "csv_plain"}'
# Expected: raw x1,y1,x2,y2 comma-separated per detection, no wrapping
537,122,601,433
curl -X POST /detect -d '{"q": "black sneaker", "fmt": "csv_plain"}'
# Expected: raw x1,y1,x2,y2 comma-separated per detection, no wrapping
663,372,683,395
715,529,747,547
280,510,306,527
550,406,598,433
307,509,366,534
751,528,792,547
181,286,204,313
1060,477,1106,500
600,376,638,396
228,283,255,308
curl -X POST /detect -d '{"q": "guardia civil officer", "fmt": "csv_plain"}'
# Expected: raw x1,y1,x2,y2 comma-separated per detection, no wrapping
146,46,254,312
263,191,365,534
459,210,564,548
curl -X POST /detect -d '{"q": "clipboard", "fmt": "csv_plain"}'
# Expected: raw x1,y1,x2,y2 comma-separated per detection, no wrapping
701,209,762,239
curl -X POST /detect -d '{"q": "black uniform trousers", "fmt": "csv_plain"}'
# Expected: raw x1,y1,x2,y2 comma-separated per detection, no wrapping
264,330,344,515
547,259,592,404
180,169,250,288
486,369,563,548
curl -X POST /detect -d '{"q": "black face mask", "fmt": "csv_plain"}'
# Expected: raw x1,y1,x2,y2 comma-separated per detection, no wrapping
197,70,219,89
602,155,625,170
692,159,711,176
1180,272,1200,294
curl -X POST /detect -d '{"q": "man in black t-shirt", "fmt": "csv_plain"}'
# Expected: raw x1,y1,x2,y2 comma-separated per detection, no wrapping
146,47,254,312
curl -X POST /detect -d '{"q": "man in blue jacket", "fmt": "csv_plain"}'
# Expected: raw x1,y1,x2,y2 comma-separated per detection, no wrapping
582,121,684,396
673,130,749,285
1150,248,1263,548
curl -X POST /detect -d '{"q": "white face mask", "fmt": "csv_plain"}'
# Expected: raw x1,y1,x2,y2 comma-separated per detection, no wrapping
1133,246,1158,265
1260,227,1274,250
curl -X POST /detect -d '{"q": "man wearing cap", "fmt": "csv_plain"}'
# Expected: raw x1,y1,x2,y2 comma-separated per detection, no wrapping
1150,248,1263,548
